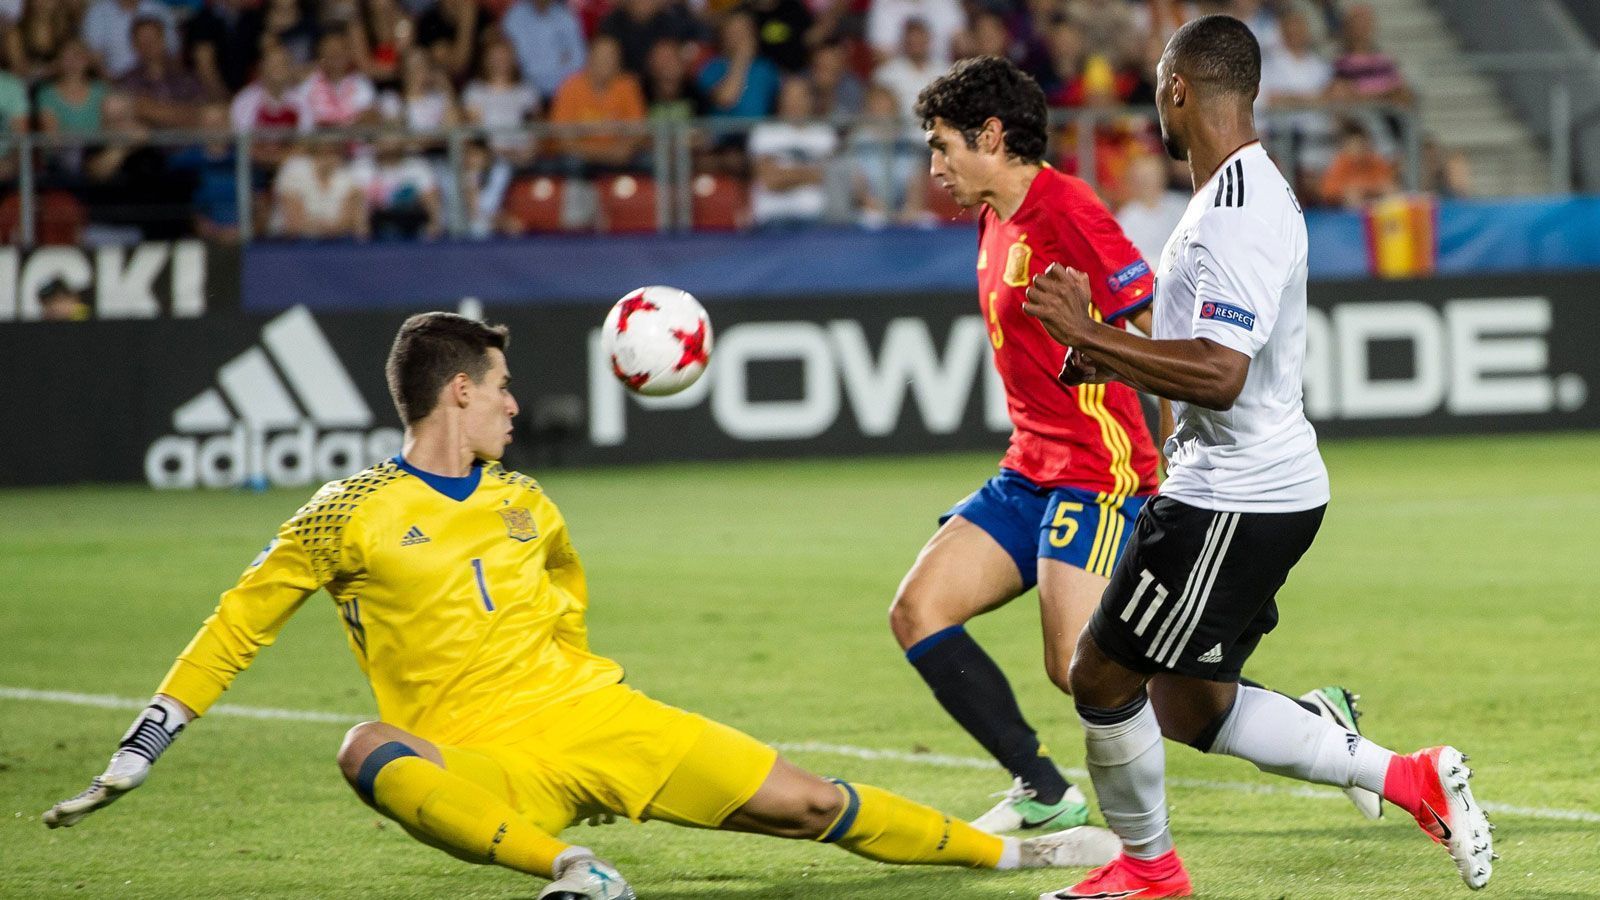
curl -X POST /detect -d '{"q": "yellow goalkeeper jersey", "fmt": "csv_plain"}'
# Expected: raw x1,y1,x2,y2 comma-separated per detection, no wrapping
157,457,624,745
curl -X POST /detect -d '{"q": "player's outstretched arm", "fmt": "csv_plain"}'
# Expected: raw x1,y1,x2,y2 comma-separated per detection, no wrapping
43,694,195,828
44,487,341,828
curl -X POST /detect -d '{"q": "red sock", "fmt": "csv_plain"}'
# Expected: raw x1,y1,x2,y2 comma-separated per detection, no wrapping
1382,754,1424,818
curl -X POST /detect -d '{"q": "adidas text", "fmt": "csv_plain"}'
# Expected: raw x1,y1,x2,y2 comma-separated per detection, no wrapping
144,307,401,490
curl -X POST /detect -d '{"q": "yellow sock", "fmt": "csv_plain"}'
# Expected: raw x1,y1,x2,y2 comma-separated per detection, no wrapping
817,781,1005,869
366,749,570,877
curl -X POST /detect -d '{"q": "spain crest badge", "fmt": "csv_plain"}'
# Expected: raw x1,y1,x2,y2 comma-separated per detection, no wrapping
498,507,538,542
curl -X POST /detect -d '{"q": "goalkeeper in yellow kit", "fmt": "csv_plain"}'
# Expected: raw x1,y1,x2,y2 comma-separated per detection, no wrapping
44,313,1115,898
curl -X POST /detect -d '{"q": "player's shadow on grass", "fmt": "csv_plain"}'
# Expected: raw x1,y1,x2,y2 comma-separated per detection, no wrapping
502,867,1040,899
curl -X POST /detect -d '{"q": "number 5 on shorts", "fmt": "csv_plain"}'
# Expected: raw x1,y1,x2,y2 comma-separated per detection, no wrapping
1049,501,1084,548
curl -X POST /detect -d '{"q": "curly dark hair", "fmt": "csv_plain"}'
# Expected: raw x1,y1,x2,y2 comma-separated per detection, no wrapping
914,56,1047,164
1164,14,1260,99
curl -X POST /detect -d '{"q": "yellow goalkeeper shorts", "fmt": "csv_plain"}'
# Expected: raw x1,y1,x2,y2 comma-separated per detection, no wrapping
436,684,777,835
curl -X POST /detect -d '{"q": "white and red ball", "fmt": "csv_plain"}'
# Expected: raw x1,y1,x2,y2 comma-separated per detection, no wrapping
601,286,713,396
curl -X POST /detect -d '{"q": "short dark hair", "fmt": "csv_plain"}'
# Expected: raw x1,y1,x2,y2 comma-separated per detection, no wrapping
1165,14,1260,99
386,312,510,424
914,56,1047,164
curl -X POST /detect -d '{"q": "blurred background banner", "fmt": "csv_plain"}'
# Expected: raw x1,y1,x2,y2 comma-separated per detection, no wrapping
5,271,1592,489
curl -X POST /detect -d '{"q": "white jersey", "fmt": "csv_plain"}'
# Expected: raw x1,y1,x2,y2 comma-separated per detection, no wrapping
1152,142,1329,512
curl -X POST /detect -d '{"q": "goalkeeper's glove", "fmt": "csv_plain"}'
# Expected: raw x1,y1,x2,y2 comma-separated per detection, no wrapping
43,695,191,828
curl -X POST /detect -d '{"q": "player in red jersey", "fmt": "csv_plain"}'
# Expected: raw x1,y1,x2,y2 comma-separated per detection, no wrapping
889,56,1378,834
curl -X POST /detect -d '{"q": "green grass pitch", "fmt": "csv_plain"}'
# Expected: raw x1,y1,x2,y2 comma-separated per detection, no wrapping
3,433,1598,898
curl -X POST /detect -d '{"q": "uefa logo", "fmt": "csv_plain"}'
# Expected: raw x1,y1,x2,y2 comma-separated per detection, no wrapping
1201,302,1216,318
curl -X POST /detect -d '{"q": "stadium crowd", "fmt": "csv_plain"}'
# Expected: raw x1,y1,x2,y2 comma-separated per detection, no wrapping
0,0,1469,242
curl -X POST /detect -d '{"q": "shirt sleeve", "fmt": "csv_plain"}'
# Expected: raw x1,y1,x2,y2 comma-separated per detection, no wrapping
1188,211,1285,358
155,483,359,714
1053,187,1155,324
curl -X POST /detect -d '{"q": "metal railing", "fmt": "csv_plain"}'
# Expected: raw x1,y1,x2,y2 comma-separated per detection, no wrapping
1460,51,1600,194
1,102,1426,246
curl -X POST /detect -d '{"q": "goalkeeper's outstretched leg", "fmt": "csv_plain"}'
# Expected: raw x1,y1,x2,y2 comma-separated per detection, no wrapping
336,722,627,898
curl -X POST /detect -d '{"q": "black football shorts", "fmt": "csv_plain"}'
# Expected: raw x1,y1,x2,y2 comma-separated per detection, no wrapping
1087,495,1326,681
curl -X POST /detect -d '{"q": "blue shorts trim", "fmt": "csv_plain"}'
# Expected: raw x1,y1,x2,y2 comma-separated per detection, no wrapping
941,469,1150,590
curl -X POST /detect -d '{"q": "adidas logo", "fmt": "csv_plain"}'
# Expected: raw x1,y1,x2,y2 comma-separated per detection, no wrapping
144,306,401,490
400,525,430,546
1197,644,1223,664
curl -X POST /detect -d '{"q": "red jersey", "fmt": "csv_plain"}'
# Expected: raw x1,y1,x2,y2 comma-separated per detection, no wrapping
977,166,1160,497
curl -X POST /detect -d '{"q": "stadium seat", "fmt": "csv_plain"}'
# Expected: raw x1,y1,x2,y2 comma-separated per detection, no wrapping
0,190,88,245
597,174,661,233
502,176,569,234
690,174,748,231
925,176,975,225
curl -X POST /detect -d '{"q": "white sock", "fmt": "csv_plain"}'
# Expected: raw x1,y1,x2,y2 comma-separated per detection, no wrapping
1210,686,1395,792
996,837,1021,870
1080,697,1173,860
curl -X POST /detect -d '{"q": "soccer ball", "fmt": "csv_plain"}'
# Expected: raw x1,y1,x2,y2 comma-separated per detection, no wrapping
601,286,713,396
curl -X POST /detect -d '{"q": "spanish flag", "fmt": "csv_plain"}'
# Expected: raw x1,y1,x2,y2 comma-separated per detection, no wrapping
1363,193,1438,278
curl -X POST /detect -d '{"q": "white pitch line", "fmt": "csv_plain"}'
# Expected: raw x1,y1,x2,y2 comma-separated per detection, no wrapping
6,686,1597,824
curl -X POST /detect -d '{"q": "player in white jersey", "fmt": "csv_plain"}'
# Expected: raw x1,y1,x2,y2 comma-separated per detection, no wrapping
1016,15,1495,899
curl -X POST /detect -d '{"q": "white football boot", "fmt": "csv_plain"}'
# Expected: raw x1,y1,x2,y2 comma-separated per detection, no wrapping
971,778,1091,834
1301,686,1383,820
538,849,637,900
1017,825,1123,869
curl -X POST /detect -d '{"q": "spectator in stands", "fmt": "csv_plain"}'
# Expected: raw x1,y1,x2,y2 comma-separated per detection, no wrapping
1069,0,1136,68
1421,134,1470,199
38,277,90,321
350,0,413,88
262,0,320,69
965,8,1011,62
168,104,243,241
1330,2,1413,139
1040,15,1083,99
874,18,940,120
600,0,696,78
804,40,854,116
699,10,780,119
1319,121,1397,209
8,0,85,80
273,140,367,238
502,0,585,102
809,39,863,117
81,0,176,79
379,45,459,131
548,33,647,173
848,82,927,228
188,0,265,98
743,0,815,74
118,16,209,127
867,0,961,68
1233,0,1282,60
0,58,29,132
1115,153,1187,262
461,35,539,163
642,37,705,122
352,133,443,238
1260,7,1334,182
302,30,378,127
232,43,311,137
37,36,108,175
457,137,512,236
84,91,191,238
748,75,834,228
415,0,486,82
